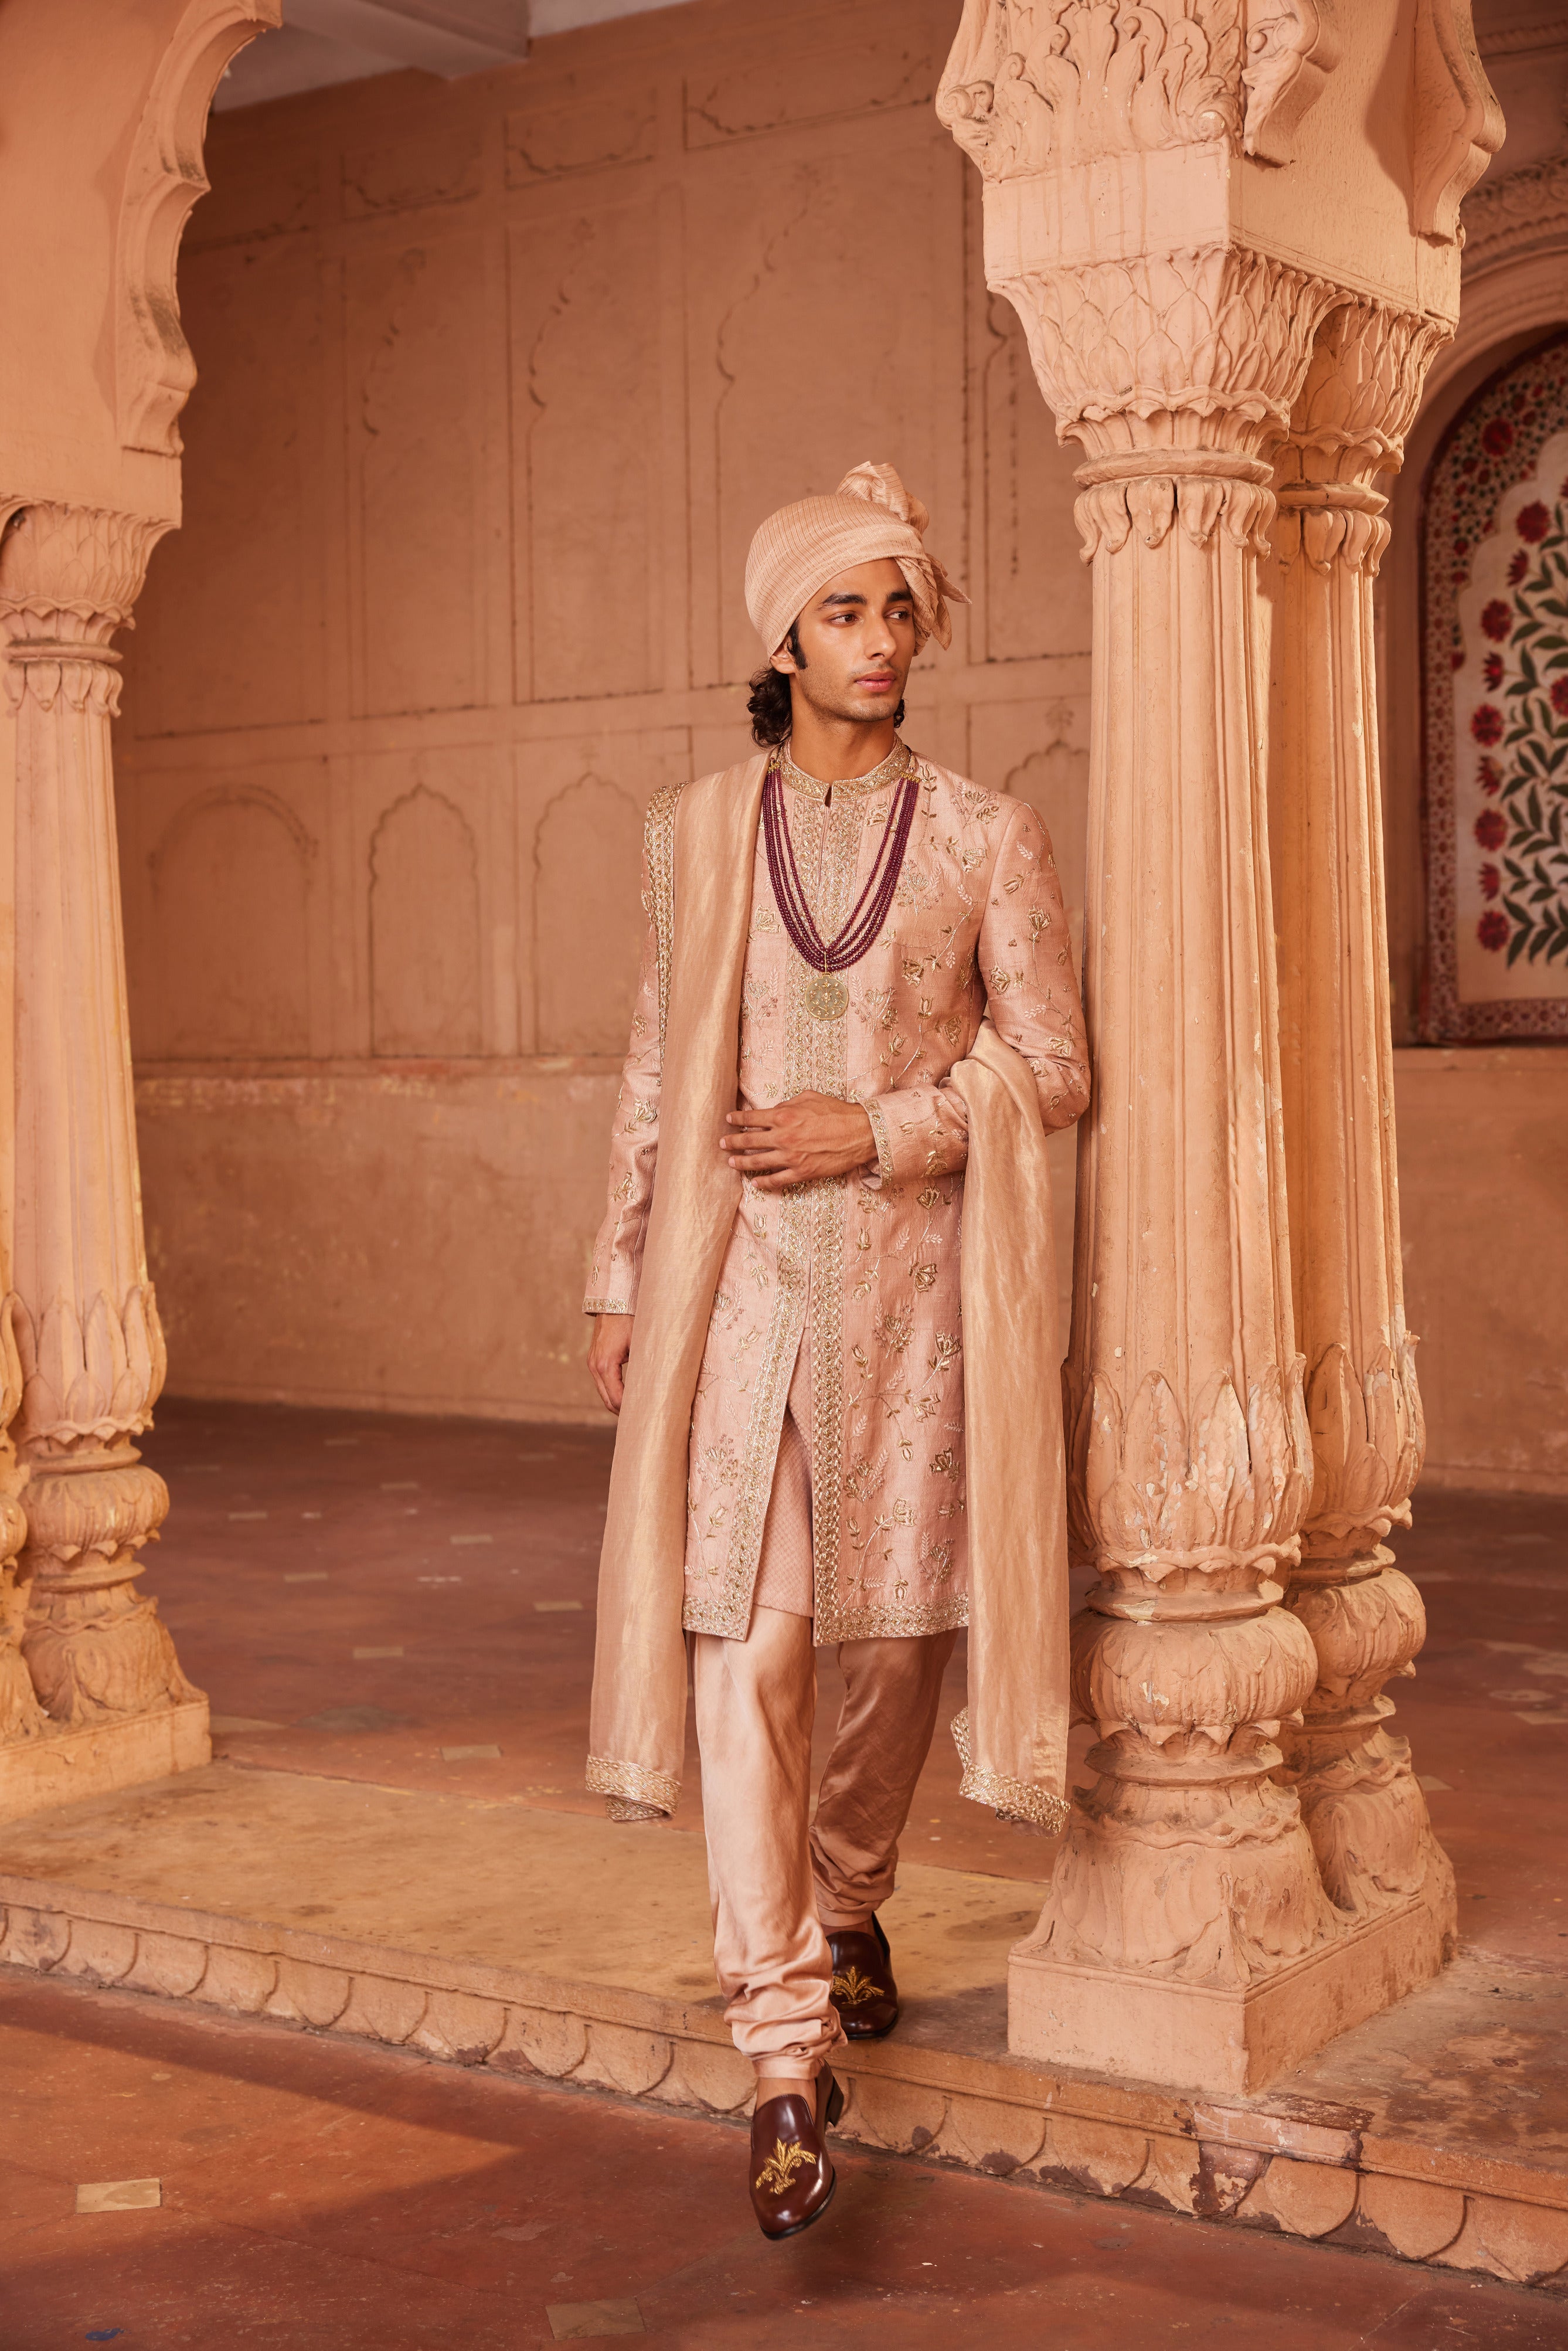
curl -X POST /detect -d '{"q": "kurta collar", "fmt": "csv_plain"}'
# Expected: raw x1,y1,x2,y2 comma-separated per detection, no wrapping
773,736,914,802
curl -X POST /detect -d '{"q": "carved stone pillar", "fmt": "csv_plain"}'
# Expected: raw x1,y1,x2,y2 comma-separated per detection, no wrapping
1267,305,1457,1938
938,1,1472,2089
0,504,207,1791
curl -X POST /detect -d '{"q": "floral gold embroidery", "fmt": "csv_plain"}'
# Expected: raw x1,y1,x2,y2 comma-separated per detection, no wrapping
911,1263,938,1291
754,2138,814,2194
930,1448,959,1480
831,1965,886,2007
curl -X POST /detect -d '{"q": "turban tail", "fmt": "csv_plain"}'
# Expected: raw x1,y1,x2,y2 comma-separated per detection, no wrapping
744,460,968,657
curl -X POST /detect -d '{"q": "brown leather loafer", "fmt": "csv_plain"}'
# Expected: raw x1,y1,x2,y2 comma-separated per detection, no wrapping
749,2070,843,2241
828,1914,899,2040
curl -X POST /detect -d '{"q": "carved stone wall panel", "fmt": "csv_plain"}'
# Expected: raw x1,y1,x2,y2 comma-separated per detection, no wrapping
509,205,662,705
355,746,506,1061
370,786,483,1058
977,293,1090,665
342,127,484,219
347,234,489,718
532,777,644,1056
145,787,315,1059
514,725,692,1060
683,16,942,149
121,242,326,738
689,135,945,688
183,141,319,253
506,93,657,185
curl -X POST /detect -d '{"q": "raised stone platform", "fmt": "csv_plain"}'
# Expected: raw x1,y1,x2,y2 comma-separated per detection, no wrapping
3,1760,1567,2294
0,1697,210,1821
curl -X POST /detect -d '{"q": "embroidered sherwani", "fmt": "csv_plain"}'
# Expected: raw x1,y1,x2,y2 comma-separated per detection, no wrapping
585,747,1089,1648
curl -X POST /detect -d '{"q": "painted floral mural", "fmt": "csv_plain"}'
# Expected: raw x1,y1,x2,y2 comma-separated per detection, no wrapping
1422,331,1568,1039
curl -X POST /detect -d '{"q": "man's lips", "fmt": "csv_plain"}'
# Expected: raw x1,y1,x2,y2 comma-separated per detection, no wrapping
856,674,899,692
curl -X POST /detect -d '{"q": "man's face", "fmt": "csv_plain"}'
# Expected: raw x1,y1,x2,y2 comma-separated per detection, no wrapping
771,559,916,725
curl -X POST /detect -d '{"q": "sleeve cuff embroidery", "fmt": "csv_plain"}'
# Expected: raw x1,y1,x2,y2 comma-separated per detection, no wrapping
863,1096,896,1184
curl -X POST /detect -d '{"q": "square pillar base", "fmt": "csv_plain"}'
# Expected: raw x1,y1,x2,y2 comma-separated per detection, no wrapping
1009,1895,1448,2095
0,1698,210,1825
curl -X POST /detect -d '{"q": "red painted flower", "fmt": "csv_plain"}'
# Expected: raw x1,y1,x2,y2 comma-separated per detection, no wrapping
1478,757,1502,795
1474,807,1507,851
1478,909,1509,952
1479,862,1501,901
1509,550,1529,585
1483,418,1516,457
1480,599,1512,641
1517,501,1552,543
1553,677,1568,717
1484,653,1504,689
1471,704,1505,746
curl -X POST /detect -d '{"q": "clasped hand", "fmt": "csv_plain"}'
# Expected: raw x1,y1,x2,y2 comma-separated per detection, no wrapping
719,1091,877,1193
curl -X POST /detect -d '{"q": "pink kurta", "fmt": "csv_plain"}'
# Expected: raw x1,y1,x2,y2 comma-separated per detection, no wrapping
585,750,1089,1646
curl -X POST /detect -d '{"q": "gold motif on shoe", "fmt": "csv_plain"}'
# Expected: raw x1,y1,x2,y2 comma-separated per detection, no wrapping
754,2137,813,2194
831,1965,886,2006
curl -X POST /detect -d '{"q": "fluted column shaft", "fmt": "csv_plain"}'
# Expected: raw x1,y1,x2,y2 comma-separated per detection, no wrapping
1268,305,1456,1932
1039,362,1343,1996
0,504,198,1730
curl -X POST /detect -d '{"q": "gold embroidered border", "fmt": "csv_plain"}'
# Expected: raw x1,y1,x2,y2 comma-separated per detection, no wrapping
832,1593,969,1642
681,1261,804,1639
774,735,913,801
950,1707,1069,1834
583,1295,631,1316
586,1751,679,1816
862,1096,896,1184
645,782,683,1053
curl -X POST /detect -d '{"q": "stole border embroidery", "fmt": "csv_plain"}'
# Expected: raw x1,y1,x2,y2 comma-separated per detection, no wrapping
645,782,683,1053
950,1706,1068,1833
586,1751,680,1816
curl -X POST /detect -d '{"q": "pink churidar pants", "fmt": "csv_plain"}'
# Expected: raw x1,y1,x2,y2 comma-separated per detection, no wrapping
691,1337,957,2081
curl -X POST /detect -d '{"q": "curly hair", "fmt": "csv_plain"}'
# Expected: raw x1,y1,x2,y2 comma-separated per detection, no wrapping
746,625,906,749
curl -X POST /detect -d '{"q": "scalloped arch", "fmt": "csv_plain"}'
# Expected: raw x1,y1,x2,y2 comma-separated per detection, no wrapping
115,0,281,458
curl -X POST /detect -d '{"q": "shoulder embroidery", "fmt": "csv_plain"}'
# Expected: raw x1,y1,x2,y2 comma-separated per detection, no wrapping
645,782,685,1052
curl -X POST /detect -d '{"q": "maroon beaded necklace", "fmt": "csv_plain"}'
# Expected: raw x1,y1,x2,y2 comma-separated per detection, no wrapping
763,745,920,1020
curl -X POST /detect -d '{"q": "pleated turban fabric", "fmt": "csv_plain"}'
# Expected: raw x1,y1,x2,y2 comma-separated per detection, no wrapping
744,460,967,658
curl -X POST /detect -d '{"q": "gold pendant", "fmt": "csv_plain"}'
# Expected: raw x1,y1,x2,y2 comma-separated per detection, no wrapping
804,970,848,1021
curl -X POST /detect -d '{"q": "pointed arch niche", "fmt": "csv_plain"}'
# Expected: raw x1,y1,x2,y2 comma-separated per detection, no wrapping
369,784,484,1057
1419,328,1568,1038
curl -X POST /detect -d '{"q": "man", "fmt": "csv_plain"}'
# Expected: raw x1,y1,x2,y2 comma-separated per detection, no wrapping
584,462,1089,2240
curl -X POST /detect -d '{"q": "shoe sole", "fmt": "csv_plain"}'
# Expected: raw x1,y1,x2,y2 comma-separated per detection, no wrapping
839,2012,899,2041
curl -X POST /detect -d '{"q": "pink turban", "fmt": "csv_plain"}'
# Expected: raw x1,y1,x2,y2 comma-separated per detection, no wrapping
744,461,967,658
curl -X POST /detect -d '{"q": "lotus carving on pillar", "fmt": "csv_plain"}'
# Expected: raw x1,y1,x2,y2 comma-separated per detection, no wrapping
13,1287,168,1446
1067,1361,1312,1574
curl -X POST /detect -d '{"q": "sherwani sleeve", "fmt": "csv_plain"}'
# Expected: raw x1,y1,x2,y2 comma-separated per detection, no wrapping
863,798,1090,1187
583,859,662,1316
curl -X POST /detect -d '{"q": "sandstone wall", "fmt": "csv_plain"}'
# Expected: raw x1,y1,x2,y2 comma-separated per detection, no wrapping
117,0,1567,1486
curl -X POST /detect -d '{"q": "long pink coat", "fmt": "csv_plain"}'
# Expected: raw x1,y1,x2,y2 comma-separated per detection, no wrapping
586,751,1089,1646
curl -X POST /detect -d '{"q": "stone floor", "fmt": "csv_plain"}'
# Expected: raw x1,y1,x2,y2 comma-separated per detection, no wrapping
6,1968,1568,2350
130,1398,1568,1958
4,1395,1568,2330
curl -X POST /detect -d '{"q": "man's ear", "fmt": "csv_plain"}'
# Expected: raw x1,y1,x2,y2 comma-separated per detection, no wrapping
770,644,798,677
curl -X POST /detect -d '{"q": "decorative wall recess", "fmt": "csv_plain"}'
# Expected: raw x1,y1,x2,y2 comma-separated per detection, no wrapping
370,786,483,1058
1420,331,1568,1040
